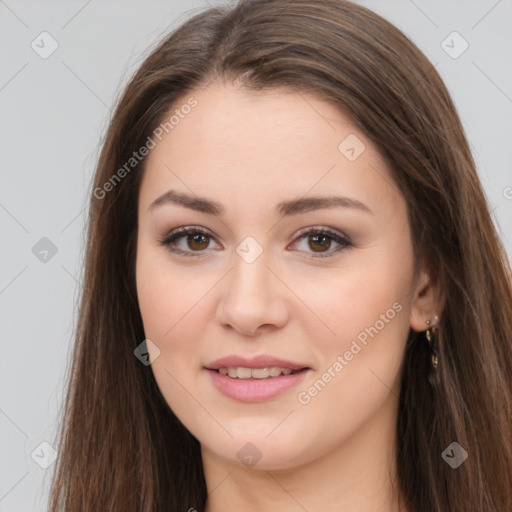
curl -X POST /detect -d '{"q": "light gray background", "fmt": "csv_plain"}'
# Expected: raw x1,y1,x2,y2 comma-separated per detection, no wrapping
1,1,511,510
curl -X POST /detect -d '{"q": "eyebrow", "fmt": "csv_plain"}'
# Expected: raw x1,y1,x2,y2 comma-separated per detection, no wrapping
147,189,373,216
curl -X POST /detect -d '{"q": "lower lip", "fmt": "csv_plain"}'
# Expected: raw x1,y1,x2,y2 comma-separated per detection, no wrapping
205,368,310,402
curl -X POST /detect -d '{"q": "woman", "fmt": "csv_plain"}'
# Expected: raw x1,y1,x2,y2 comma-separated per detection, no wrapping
48,0,512,511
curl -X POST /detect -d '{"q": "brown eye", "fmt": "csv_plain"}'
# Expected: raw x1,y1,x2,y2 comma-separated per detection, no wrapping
160,226,217,257
291,227,352,259
308,234,332,252
187,233,210,251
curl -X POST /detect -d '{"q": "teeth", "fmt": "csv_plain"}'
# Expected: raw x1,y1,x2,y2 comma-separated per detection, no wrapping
217,366,299,379
237,367,252,379
269,367,282,377
251,368,270,378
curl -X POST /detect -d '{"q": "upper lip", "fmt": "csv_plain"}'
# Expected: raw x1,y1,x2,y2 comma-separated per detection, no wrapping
205,355,310,371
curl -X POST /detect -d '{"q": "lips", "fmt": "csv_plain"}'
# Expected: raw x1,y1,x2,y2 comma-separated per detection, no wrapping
206,367,310,402
205,355,310,372
204,354,312,402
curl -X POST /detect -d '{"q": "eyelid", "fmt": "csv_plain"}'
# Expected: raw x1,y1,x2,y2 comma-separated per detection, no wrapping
287,225,352,259
159,224,352,258
158,225,220,257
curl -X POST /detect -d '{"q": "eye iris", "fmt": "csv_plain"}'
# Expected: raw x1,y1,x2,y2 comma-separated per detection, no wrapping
309,234,331,252
188,233,209,250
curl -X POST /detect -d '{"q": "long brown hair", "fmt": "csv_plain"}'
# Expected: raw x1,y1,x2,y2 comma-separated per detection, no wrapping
48,0,512,510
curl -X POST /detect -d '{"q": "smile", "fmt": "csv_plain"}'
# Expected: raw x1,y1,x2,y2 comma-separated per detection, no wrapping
217,366,300,379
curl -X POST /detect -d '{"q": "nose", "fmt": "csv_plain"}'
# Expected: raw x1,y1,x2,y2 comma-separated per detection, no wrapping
215,251,289,337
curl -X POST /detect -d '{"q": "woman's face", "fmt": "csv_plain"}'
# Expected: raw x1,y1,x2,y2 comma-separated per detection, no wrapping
136,81,426,471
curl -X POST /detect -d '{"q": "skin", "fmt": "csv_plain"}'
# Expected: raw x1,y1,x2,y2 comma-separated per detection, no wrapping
135,81,440,512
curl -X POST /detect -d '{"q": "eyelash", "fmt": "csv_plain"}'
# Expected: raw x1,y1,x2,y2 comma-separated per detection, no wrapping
158,225,353,259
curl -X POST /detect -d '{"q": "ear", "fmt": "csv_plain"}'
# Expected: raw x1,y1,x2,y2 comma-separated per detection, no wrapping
409,265,445,332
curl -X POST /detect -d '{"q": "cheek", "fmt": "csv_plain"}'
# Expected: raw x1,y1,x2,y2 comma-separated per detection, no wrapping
136,240,207,343
290,250,412,356
291,249,413,420
135,246,213,426
289,264,411,453
135,242,220,393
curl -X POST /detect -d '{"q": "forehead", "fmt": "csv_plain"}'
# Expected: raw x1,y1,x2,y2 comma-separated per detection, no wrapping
139,82,401,218
153,83,359,166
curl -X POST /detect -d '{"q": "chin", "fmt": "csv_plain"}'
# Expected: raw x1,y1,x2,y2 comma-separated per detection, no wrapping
201,432,307,472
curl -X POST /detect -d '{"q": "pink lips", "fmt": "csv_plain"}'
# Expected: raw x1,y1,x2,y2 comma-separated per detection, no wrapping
205,355,309,371
204,354,311,403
